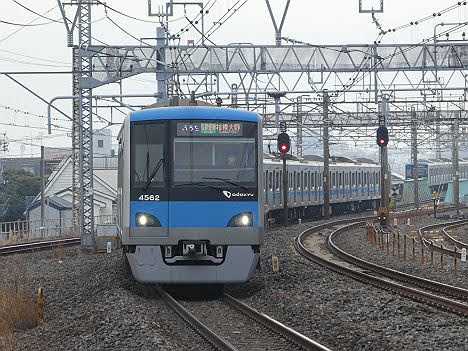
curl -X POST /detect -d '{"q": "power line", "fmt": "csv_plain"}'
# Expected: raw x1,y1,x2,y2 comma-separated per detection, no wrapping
0,48,69,65
0,104,70,122
0,5,59,44
106,15,153,46
0,55,69,68
11,0,62,23
0,19,58,27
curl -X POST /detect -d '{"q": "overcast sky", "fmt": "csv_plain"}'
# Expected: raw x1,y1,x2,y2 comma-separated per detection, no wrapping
0,0,467,156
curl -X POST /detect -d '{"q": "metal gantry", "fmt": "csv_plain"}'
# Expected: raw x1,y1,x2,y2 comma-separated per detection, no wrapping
54,0,468,248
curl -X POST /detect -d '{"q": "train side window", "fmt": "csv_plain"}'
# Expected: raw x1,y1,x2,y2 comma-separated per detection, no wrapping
275,172,279,191
299,172,302,189
269,172,273,191
339,173,342,188
304,172,308,189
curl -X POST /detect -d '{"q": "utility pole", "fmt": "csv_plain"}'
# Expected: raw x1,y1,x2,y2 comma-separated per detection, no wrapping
278,125,290,226
156,26,168,101
452,111,460,216
411,107,419,209
40,146,45,238
77,0,96,252
323,91,330,219
296,96,303,157
435,110,442,159
379,96,390,225
268,92,286,128
72,48,80,231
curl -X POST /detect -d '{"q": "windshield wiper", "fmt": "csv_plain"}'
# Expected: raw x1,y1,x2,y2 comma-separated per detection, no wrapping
143,158,164,191
202,177,250,192
174,182,224,191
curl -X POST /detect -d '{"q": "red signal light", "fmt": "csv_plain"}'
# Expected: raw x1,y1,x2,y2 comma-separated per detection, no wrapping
376,126,389,147
277,132,290,154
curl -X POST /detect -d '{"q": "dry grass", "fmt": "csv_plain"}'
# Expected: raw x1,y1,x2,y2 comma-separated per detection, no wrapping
0,257,39,351
53,244,66,262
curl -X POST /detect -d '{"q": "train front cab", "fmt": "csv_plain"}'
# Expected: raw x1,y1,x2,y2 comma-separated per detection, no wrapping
118,107,263,284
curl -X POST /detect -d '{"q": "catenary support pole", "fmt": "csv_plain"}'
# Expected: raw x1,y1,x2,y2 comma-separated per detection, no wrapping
379,96,390,225
323,91,330,219
282,153,288,226
411,107,419,209
452,111,460,216
40,146,45,238
296,96,303,157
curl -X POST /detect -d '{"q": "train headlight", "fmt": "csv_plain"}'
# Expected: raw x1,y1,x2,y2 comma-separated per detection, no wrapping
136,212,161,227
228,212,253,227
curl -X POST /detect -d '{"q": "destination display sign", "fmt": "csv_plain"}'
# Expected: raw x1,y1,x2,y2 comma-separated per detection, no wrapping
176,122,243,136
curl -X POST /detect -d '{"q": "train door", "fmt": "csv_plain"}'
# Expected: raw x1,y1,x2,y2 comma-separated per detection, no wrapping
348,171,352,200
364,172,369,196
339,172,343,199
319,172,322,202
293,171,297,204
358,172,361,198
300,171,304,203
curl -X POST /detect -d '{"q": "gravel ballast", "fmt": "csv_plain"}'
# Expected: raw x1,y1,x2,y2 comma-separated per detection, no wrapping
4,213,468,350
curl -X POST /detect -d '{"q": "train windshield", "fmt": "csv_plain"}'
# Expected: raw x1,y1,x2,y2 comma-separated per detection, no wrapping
130,122,166,187
173,121,257,186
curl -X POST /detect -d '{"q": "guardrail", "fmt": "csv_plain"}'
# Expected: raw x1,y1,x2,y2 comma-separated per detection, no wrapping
0,215,116,244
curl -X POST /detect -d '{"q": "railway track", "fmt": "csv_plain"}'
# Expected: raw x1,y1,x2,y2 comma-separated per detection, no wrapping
0,237,81,255
295,220,468,316
158,286,330,351
417,220,468,259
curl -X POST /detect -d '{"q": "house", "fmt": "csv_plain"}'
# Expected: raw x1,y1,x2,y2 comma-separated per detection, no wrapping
26,156,118,224
26,195,73,238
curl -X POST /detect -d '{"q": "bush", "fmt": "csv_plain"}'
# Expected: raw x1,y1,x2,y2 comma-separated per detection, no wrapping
0,257,39,350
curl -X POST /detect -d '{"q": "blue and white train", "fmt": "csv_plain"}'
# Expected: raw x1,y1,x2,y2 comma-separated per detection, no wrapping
264,155,381,221
117,106,263,284
405,159,468,190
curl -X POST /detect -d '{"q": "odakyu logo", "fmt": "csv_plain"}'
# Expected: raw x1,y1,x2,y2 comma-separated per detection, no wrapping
222,190,254,199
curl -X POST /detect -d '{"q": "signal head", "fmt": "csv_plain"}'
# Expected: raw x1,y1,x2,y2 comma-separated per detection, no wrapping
376,126,389,147
277,132,290,154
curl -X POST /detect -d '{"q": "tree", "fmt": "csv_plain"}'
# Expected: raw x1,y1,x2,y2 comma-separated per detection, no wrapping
0,169,41,222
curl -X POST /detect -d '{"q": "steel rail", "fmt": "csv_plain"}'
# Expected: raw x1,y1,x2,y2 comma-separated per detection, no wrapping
295,221,468,316
0,237,81,255
418,220,468,257
223,293,331,351
329,224,468,301
442,223,468,250
157,286,238,351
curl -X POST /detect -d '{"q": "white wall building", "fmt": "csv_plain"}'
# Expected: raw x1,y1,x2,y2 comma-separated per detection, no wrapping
93,129,113,157
27,156,118,224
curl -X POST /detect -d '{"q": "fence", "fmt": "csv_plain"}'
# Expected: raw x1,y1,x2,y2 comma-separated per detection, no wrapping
366,221,467,277
0,215,117,244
